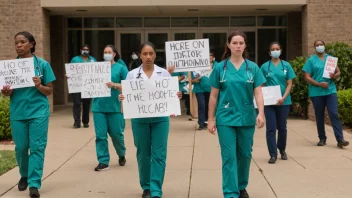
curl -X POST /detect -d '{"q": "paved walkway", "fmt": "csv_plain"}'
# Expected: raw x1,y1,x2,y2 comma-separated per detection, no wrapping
1,108,352,198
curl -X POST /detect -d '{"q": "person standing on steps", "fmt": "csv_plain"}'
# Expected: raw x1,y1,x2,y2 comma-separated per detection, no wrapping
302,40,349,148
70,44,96,129
260,42,296,164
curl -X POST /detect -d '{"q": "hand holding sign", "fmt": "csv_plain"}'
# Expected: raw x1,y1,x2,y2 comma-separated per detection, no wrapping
254,85,282,108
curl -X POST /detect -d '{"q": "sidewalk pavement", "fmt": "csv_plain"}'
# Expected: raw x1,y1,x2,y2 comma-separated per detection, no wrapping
1,108,352,198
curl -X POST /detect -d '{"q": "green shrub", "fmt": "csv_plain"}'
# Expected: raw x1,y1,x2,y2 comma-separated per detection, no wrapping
289,56,309,118
0,96,11,140
337,89,352,127
326,42,352,90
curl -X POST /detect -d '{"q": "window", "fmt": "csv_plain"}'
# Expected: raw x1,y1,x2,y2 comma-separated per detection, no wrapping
84,30,115,61
230,16,256,26
144,17,170,27
67,18,82,28
258,29,287,66
200,17,229,27
171,17,198,27
84,18,114,28
116,18,142,27
257,16,287,26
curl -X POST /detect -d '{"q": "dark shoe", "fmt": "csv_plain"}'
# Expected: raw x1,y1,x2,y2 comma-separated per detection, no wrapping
239,189,249,198
18,177,28,191
337,139,349,148
73,123,81,129
29,187,40,198
142,190,150,198
317,139,326,146
119,156,126,166
280,151,288,160
204,123,208,128
197,126,205,130
94,163,109,171
268,157,277,164
83,123,89,128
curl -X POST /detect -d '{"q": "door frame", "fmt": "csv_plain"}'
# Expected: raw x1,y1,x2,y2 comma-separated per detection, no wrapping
116,30,145,55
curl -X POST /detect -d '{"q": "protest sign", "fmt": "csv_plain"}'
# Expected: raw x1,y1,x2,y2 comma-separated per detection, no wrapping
165,39,210,72
121,77,181,119
81,73,111,98
254,85,282,108
65,62,111,94
0,58,35,89
323,56,338,79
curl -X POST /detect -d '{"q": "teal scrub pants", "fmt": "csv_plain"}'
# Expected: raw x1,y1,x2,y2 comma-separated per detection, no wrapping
131,121,170,198
217,125,255,198
10,117,49,189
93,112,126,165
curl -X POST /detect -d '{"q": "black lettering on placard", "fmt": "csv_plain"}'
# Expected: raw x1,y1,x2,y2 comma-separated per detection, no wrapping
192,40,205,49
169,42,190,51
20,67,31,74
127,94,132,102
3,62,16,70
173,50,202,60
137,102,168,114
4,75,31,85
0,69,17,77
169,58,209,68
154,78,169,88
133,93,144,101
84,77,104,84
149,90,175,100
130,80,145,91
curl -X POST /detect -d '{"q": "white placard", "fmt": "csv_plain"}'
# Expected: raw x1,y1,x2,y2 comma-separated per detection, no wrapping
121,77,181,119
0,58,35,89
323,56,338,79
65,62,111,94
165,39,210,72
254,85,282,108
81,73,111,98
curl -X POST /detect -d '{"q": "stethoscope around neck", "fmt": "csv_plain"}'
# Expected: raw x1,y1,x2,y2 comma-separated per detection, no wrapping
266,59,286,77
220,58,253,83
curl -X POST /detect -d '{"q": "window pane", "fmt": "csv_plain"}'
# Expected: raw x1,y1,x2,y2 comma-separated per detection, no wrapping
203,33,227,62
200,17,229,27
84,30,115,61
144,17,170,27
257,16,287,26
84,18,114,28
258,29,287,66
148,33,168,68
120,33,142,71
171,17,198,27
116,18,142,27
174,33,196,41
67,18,82,28
231,16,256,27
244,32,256,62
67,30,82,103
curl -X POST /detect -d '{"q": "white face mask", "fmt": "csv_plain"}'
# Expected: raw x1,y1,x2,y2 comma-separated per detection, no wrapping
316,46,325,53
104,53,113,61
131,53,138,60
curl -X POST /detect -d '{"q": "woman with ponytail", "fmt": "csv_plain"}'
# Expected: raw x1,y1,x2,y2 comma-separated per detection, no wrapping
208,31,266,198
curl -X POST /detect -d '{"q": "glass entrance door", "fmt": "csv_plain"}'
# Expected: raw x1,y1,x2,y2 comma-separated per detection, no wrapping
117,31,143,71
145,31,170,68
201,32,227,62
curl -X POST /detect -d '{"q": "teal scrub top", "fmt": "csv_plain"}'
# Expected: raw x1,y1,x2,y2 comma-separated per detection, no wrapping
117,59,128,68
260,60,296,105
302,54,337,97
172,72,187,92
200,62,217,93
92,62,128,113
70,55,96,63
191,72,203,93
209,59,266,126
10,56,56,121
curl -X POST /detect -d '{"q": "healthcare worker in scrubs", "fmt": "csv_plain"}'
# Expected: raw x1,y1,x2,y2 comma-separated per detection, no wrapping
119,42,182,198
260,42,296,164
208,31,265,198
172,72,189,115
302,40,349,148
70,44,97,128
92,45,128,171
1,31,56,198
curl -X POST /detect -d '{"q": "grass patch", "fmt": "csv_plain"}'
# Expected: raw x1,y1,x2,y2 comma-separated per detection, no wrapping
0,150,17,176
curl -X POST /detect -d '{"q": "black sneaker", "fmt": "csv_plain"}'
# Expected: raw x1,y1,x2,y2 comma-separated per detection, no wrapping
280,151,288,160
142,190,150,198
268,157,277,164
119,156,126,166
317,139,326,146
29,187,40,198
337,139,349,148
18,177,28,191
83,123,89,128
239,189,249,198
94,163,109,171
197,125,205,130
73,123,81,129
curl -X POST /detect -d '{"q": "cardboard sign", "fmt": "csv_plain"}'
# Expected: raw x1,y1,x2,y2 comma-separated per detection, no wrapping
254,85,282,108
323,56,338,79
81,73,111,98
0,58,35,89
121,77,181,119
65,62,111,94
165,39,210,72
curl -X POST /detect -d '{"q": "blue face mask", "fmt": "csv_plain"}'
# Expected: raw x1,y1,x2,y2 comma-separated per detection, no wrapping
316,46,325,53
104,53,113,61
270,50,281,59
81,50,89,56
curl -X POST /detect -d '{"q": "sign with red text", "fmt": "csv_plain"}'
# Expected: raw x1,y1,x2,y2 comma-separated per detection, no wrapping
323,56,338,79
0,58,35,89
121,77,181,119
165,39,210,72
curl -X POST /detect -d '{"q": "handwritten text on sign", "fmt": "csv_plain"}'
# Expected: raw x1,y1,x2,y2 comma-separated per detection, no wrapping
323,56,338,79
0,58,35,89
254,85,282,108
65,62,110,93
166,39,210,72
122,77,181,119
81,73,111,99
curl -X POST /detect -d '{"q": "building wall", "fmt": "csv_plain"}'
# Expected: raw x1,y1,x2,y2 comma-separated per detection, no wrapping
288,12,302,60
303,0,352,123
0,0,53,112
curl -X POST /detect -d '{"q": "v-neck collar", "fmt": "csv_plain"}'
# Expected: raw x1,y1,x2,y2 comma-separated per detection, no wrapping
227,60,246,73
140,64,162,79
